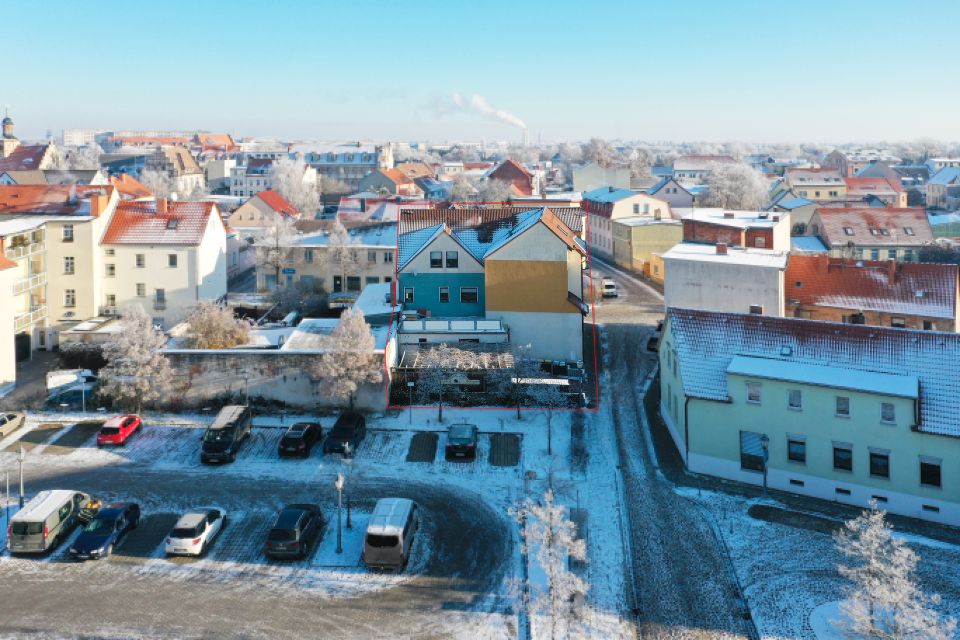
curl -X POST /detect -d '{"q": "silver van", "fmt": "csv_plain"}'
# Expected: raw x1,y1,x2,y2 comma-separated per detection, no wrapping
9,490,92,554
362,498,419,571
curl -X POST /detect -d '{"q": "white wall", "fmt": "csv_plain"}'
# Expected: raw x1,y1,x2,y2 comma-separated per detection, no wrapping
663,258,785,317
489,310,583,361
0,267,15,396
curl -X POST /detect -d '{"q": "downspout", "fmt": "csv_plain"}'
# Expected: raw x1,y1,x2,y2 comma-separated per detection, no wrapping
683,396,691,466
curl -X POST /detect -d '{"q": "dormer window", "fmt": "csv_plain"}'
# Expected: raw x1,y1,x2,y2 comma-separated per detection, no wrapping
843,227,854,236
904,227,915,236
166,218,179,230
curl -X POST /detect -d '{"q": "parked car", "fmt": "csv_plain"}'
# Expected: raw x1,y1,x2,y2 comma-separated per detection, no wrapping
200,405,253,464
278,422,322,458
96,415,142,447
165,507,227,557
601,278,618,298
264,504,324,560
362,498,419,571
323,412,366,457
0,412,25,438
69,502,140,561
445,423,479,460
8,490,92,554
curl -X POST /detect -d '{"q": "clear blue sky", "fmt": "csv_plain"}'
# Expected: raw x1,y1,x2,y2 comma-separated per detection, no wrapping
5,0,959,143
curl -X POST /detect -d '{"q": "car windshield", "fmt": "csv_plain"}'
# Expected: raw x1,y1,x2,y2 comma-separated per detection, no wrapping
203,428,234,442
366,534,399,548
170,525,201,539
282,433,304,441
268,529,296,542
100,427,120,435
83,518,114,535
449,436,474,445
11,521,42,536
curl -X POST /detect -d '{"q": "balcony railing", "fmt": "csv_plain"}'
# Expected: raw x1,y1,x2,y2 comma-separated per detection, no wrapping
4,242,45,261
153,301,167,311
13,273,46,296
14,305,46,332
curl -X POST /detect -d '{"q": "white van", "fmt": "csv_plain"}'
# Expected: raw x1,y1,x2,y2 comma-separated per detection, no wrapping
9,490,92,554
362,498,419,571
601,278,618,298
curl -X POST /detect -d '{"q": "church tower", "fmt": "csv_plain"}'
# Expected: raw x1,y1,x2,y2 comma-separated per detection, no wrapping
1,108,20,158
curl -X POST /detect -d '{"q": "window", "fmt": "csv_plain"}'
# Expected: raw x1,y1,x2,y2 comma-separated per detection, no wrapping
920,458,942,488
304,249,314,263
749,305,763,315
155,289,166,304
836,396,850,417
870,249,880,260
105,294,115,307
429,251,442,268
136,283,145,297
745,382,761,403
633,204,640,214
887,250,896,260
439,286,450,303
403,287,414,303
836,487,851,496
333,276,342,293
891,318,906,329
446,251,458,268
843,227,854,236
64,256,74,274
880,402,895,424
739,431,766,472
384,252,393,263
105,248,115,257
789,479,805,487
829,190,838,197
788,389,802,410
904,226,915,236
62,225,74,242
460,287,479,303
136,254,145,268
787,436,806,463
367,250,377,263
64,289,76,307
168,254,177,268
903,249,914,261
365,276,379,285
346,276,361,292
870,451,890,478
833,444,853,471
166,218,179,230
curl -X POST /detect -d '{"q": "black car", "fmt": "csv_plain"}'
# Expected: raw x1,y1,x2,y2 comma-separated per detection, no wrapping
201,405,253,464
445,423,479,460
278,422,322,458
322,412,366,457
264,504,324,559
69,502,140,561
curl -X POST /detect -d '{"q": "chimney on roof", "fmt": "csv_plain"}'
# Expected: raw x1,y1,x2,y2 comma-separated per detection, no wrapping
608,186,615,192
887,259,898,285
772,215,780,222
360,198,367,213
157,198,168,215
170,192,178,201
723,212,734,218
716,242,728,255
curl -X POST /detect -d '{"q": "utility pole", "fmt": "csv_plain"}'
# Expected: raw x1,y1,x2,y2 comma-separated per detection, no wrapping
18,444,25,508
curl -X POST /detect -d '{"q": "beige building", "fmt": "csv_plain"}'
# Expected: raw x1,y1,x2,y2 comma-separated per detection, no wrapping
147,146,205,194
582,187,671,260
0,254,15,396
611,217,683,273
227,190,300,235
784,167,847,202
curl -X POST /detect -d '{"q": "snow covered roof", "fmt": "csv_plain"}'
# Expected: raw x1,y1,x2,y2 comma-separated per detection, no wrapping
354,282,398,321
929,167,960,186
399,206,584,234
812,207,932,247
279,318,390,352
662,242,788,268
785,167,844,186
666,308,960,437
673,155,736,171
790,236,829,254
293,223,395,248
102,199,220,245
582,186,638,203
726,355,919,399
677,208,784,229
775,197,814,210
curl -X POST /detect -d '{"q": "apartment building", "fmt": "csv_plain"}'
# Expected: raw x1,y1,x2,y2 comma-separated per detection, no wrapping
146,146,205,195
229,158,317,200
784,168,847,202
582,186,671,259
807,207,932,261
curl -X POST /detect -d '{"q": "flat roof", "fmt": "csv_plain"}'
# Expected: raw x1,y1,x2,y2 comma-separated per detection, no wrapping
614,216,681,227
662,242,789,268
676,208,784,229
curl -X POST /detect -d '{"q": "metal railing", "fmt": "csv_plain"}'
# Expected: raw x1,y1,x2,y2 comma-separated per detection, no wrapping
4,242,45,261
12,273,45,296
13,305,46,332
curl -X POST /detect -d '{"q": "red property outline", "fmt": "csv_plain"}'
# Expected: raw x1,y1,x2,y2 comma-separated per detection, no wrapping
382,202,601,413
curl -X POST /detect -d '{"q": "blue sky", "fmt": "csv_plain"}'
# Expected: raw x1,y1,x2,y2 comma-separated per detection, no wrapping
5,0,959,143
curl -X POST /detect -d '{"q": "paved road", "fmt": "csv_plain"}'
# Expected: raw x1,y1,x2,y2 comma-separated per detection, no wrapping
589,258,755,640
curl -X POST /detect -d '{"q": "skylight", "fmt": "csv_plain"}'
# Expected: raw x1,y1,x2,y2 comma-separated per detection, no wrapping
166,218,180,230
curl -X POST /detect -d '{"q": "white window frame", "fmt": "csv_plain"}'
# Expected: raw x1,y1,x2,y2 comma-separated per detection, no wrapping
460,286,479,304
746,382,761,404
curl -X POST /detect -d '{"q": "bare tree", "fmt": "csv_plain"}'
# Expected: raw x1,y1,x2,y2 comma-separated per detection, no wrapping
512,489,588,640
271,279,328,316
255,218,298,292
310,307,383,409
834,502,956,640
319,175,351,206
701,163,769,210
182,301,250,349
449,175,477,201
581,138,617,168
525,381,568,456
64,144,102,170
323,220,361,283
476,178,513,203
138,168,175,199
626,147,654,179
99,304,173,413
414,344,477,420
270,156,319,216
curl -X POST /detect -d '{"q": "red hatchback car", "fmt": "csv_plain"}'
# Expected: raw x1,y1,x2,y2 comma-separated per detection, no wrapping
96,415,142,446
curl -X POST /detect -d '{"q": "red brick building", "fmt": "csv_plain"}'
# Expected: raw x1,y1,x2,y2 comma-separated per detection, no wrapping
486,159,536,196
680,209,791,250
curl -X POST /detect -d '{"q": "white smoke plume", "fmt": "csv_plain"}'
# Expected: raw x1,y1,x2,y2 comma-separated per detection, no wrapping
469,94,526,130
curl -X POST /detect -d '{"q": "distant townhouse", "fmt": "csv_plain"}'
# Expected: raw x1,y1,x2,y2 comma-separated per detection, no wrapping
0,169,109,186
784,167,847,202
0,142,62,172
358,168,424,197
611,217,682,276
807,207,932,262
100,198,227,328
146,146,205,195
108,173,153,200
573,162,631,193
844,176,907,207
229,158,317,200
485,159,539,197
227,190,300,235
646,177,696,209
303,143,392,191
582,187,671,259
394,162,435,181
672,154,736,185
192,133,237,153
926,167,960,210
203,157,237,192
785,255,958,331
678,208,791,251
660,308,960,526
925,158,960,174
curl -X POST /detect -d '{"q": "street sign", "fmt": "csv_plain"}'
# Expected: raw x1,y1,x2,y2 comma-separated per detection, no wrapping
281,268,296,275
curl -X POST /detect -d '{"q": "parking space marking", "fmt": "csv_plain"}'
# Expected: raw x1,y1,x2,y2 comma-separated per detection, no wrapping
6,423,63,453
406,432,438,463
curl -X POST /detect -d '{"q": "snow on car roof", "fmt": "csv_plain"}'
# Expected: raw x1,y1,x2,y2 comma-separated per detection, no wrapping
12,490,81,522
367,498,414,537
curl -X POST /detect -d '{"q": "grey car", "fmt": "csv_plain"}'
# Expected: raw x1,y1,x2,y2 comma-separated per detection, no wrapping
0,412,25,438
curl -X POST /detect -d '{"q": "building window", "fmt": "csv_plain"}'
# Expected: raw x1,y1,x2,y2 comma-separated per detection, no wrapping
836,396,850,417
136,283,145,297
346,276,361,292
364,276,379,285
739,431,766,472
155,289,166,304
870,451,890,478
168,254,177,268
333,276,342,293
429,251,442,268
903,249,914,261
920,458,942,488
105,248,115,257
787,436,806,463
833,445,853,472
64,256,75,274
870,249,880,260
633,204,640,214
105,294,115,308
105,263,116,277
881,402,895,424
446,251,459,268
368,250,377,263
304,249,313,263
788,389,802,410
403,287,414,303
904,227,915,236
843,227,854,236
891,317,906,328
460,287,479,303
887,250,896,260
384,252,393,263
62,225,74,242
64,289,76,307
439,286,450,303
746,382,761,404
136,254,145,268
749,305,763,314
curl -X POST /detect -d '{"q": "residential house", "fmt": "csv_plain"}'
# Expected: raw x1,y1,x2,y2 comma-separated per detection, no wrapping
646,177,696,209
192,133,237,153
927,167,960,210
400,205,584,239
672,154,736,186
358,168,424,197
0,142,62,172
821,150,850,177
807,207,933,262
611,217,683,274
227,190,300,235
582,187,671,259
767,191,818,230
784,168,846,202
925,158,960,174
678,208,791,251
784,255,958,331
100,198,228,328
0,169,108,186
485,159,539,197
108,173,153,200
662,243,788,317
203,157,237,192
303,143,392,191
844,177,907,207
573,162,631,193
146,146,205,195
928,211,960,242
229,157,317,201
395,162,435,181
660,308,960,525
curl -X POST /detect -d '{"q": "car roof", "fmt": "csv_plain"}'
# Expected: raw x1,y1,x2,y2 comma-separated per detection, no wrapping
12,490,85,522
449,423,477,436
286,422,317,434
275,504,318,528
104,415,136,427
174,512,208,528
368,498,414,537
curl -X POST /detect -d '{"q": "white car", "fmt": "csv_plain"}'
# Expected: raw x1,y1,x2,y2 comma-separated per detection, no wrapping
164,507,227,557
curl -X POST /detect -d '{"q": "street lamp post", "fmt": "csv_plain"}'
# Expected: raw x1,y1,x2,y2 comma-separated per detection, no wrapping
18,444,25,508
407,381,415,425
335,473,344,554
760,434,770,498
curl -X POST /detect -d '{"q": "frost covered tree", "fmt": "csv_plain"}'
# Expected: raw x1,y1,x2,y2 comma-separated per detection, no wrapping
64,144,102,170
319,175,350,206
310,307,382,408
701,163,769,211
414,344,477,420
449,176,477,201
323,220,360,282
834,503,956,640
256,218,297,292
476,178,513,203
525,381,568,456
512,489,588,640
627,147,653,179
182,301,250,349
138,168,175,199
581,138,616,168
99,305,173,413
269,156,320,216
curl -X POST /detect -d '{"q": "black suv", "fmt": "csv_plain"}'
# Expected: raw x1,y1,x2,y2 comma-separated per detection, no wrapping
264,504,324,559
322,412,366,457
201,405,253,464
278,422,322,458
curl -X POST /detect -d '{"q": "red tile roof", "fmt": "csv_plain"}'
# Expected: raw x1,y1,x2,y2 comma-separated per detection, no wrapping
0,185,115,215
102,199,221,245
786,255,957,319
400,206,583,233
844,176,903,194
0,250,16,271
109,173,153,199
379,168,413,185
192,133,237,151
255,190,298,217
812,207,932,246
0,144,53,171
487,159,534,196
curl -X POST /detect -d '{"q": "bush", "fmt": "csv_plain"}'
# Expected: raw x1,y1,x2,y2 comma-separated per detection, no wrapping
58,342,106,371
